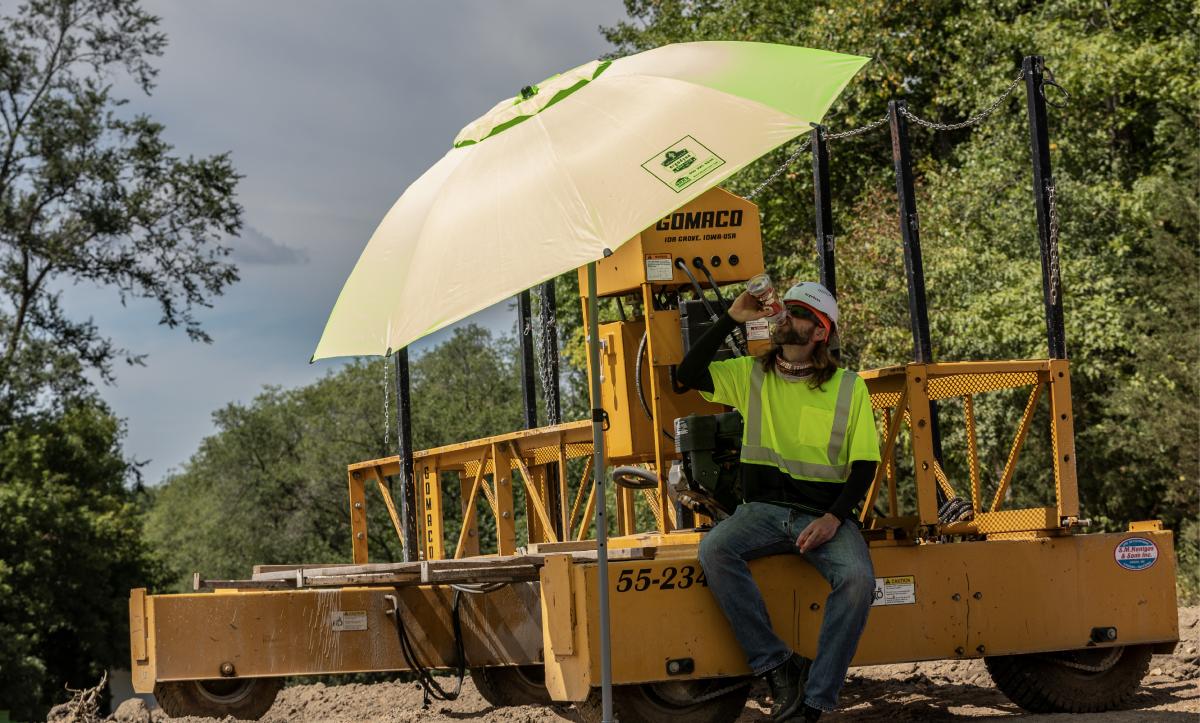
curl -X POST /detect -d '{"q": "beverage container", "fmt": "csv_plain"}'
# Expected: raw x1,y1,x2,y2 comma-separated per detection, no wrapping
746,273,787,325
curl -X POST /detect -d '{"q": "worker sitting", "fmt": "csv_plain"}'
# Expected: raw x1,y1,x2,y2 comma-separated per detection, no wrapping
677,281,881,722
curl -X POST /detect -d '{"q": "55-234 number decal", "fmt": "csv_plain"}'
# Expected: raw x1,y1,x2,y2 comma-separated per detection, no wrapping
615,565,707,593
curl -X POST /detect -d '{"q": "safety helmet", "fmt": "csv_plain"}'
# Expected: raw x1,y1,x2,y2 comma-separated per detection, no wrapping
782,281,838,338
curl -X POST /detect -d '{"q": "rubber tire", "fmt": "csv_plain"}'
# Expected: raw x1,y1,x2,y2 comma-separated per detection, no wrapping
572,679,752,723
471,665,554,706
154,677,283,720
985,644,1153,714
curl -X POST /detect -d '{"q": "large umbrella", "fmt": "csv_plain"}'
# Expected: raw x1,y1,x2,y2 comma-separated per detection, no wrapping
312,41,867,360
314,41,867,723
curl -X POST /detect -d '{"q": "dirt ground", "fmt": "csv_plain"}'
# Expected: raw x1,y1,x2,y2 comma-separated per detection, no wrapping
118,607,1198,723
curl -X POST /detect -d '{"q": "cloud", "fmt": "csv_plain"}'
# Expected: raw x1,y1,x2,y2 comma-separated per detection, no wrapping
228,225,308,266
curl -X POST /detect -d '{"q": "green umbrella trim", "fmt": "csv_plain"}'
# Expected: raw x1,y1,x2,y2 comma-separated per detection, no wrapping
454,60,612,148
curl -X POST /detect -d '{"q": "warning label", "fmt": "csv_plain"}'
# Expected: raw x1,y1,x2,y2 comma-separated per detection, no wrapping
645,254,674,282
872,575,916,606
745,319,770,340
331,611,368,632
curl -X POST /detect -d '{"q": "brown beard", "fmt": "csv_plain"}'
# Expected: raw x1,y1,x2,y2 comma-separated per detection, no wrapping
772,324,810,346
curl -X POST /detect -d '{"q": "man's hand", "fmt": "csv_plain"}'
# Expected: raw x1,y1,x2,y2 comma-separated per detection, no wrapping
795,513,841,553
728,290,777,324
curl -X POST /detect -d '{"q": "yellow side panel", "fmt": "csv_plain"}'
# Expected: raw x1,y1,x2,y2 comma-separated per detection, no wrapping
542,555,575,656
135,584,543,692
542,530,1178,693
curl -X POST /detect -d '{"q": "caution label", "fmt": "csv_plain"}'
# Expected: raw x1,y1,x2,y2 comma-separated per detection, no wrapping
744,319,770,340
645,254,675,282
872,575,916,606
331,610,368,632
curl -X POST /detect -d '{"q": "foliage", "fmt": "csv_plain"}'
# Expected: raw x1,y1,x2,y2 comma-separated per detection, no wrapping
601,0,1198,594
0,0,242,416
0,400,165,721
0,1,244,714
146,326,530,589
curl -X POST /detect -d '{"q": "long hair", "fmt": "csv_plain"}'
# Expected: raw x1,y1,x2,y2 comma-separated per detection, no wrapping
757,339,839,390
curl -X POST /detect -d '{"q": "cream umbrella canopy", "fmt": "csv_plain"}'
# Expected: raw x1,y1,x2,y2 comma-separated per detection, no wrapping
314,41,868,722
312,41,868,360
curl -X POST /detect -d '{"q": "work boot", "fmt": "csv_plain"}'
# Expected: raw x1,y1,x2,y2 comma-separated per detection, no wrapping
764,654,810,721
799,702,823,721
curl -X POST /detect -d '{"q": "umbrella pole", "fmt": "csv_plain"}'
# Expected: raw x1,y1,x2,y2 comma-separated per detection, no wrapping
586,262,614,722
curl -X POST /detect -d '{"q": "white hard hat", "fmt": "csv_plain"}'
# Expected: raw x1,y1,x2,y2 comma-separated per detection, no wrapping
783,281,839,332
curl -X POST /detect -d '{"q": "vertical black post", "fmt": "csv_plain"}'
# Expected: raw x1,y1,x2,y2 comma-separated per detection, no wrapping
518,290,538,429
539,280,563,537
1023,55,1067,359
393,348,419,561
811,124,837,296
889,101,934,364
538,280,562,425
889,100,946,470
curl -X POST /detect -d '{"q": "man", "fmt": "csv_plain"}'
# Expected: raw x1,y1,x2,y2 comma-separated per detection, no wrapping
677,281,881,722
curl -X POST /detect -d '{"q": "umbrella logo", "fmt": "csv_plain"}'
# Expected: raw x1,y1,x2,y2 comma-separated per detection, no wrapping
643,135,725,194
662,149,696,172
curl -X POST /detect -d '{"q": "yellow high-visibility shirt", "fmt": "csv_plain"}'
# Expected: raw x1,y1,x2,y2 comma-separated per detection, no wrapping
700,357,880,483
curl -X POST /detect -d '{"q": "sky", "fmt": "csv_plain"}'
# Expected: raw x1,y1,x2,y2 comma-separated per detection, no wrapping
62,1,630,484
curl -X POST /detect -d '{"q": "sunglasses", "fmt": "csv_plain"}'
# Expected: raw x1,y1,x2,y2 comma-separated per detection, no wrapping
786,305,818,322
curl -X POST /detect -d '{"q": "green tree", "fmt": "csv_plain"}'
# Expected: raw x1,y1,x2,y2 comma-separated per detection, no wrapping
0,1,244,715
0,400,166,720
0,0,242,415
147,326,527,590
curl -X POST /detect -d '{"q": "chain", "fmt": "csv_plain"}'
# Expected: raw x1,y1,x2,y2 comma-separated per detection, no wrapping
1046,179,1061,305
825,112,890,140
745,68,1028,199
382,354,390,454
899,70,1025,131
745,112,892,200
1052,646,1123,673
745,136,811,200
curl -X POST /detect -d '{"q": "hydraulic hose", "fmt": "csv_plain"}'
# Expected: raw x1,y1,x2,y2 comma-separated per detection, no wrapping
387,591,466,707
674,259,742,357
635,331,653,420
696,260,747,354
634,330,675,440
385,582,506,707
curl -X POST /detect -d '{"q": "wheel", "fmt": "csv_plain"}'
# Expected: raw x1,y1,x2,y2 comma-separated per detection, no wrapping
471,665,553,706
572,678,751,723
985,644,1153,713
154,677,283,720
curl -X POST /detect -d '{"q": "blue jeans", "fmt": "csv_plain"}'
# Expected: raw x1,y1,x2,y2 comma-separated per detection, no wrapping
698,501,875,712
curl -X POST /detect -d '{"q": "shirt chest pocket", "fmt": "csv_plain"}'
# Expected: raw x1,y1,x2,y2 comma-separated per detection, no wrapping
774,404,834,451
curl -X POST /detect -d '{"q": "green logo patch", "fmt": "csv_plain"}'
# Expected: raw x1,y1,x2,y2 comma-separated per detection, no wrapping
643,136,725,193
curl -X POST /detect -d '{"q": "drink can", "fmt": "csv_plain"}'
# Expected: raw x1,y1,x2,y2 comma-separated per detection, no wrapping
747,273,786,321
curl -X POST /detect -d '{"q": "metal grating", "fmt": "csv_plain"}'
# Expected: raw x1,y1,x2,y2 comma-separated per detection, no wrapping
928,372,1039,401
870,391,902,410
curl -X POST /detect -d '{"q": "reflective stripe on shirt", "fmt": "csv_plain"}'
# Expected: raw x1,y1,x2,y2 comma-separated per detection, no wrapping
742,364,859,482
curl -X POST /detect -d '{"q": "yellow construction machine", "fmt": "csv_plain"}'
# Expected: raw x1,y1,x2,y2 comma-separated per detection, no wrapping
129,61,1179,722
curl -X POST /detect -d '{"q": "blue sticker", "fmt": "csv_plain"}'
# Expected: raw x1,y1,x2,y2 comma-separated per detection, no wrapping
1114,537,1158,571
